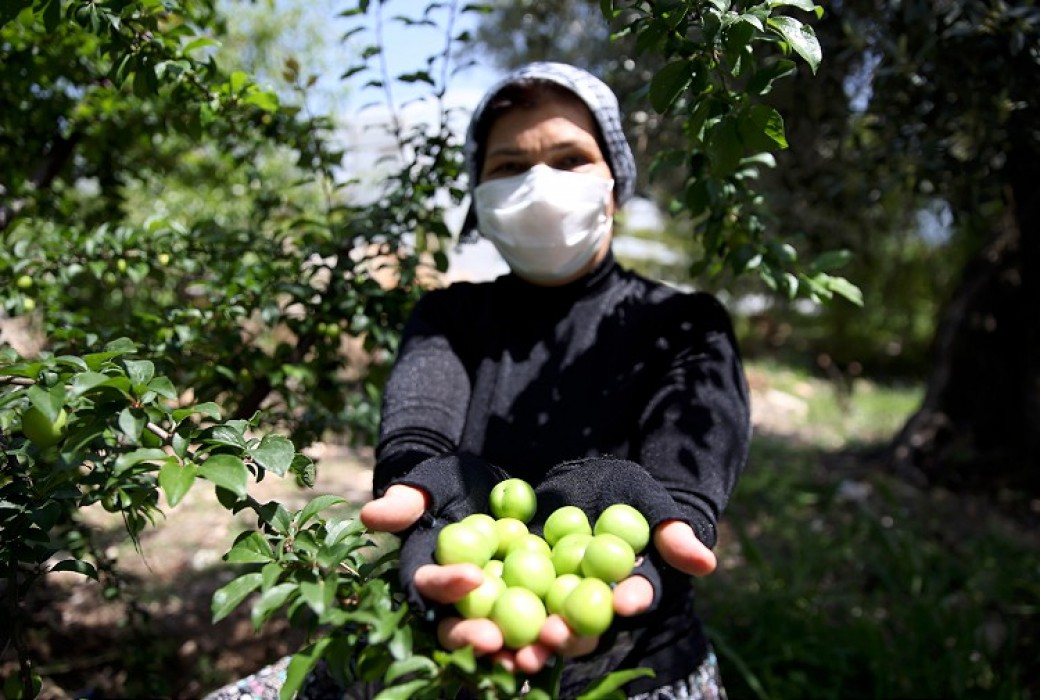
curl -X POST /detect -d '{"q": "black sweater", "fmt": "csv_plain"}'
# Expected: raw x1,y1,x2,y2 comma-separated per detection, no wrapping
373,249,751,695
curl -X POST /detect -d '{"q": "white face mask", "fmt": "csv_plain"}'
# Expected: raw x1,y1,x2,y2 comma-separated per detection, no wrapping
474,164,614,284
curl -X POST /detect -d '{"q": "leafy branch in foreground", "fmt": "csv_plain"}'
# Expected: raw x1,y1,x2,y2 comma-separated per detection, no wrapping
214,497,655,700
0,339,314,699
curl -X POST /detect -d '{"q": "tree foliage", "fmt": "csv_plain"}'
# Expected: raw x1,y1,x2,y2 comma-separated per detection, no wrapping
1,0,460,451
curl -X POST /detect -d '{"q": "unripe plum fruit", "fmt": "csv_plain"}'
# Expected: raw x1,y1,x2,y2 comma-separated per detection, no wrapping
501,549,556,599
594,503,651,553
455,573,507,619
550,532,592,576
543,505,592,546
580,533,636,583
488,478,537,523
491,587,547,649
562,577,614,637
435,522,492,567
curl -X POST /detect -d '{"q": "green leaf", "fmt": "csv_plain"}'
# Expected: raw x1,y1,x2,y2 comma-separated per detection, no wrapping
576,667,656,699
746,58,797,95
325,517,366,546
740,104,788,151
374,679,431,700
810,249,854,272
182,36,220,56
724,17,756,57
243,89,280,112
769,0,818,11
211,572,262,622
124,359,155,385
104,338,138,354
250,582,296,629
706,118,743,177
69,371,114,396
27,384,65,422
384,656,437,684
436,644,477,673
30,500,62,531
296,494,347,528
118,408,145,439
113,448,168,475
226,531,275,563
229,70,249,95
172,401,221,422
0,0,33,28
298,578,327,615
767,15,822,73
147,376,178,400
649,60,694,113
259,500,294,534
42,0,60,31
206,424,248,449
280,640,332,700
198,454,249,497
261,561,282,590
248,434,295,476
387,624,414,661
820,274,864,306
50,558,99,580
159,458,197,507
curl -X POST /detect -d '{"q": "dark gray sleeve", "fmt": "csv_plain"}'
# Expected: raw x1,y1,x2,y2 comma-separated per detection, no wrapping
633,295,751,548
373,290,472,495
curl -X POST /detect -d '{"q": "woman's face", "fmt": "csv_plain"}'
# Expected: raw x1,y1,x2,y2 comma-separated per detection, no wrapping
479,93,615,212
478,92,616,284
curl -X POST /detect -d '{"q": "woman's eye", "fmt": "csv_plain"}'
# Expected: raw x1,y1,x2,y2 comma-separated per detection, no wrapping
490,162,524,176
556,154,591,170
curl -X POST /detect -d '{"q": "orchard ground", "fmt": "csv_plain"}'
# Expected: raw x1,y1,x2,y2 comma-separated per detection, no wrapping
5,362,1038,699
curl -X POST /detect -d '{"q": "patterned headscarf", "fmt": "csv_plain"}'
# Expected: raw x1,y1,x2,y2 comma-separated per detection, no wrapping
460,62,637,239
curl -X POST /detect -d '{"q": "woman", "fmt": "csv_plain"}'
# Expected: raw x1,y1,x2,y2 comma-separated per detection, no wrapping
360,61,751,699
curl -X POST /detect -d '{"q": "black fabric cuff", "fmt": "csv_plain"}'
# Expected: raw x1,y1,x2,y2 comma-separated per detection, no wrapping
534,457,689,531
384,453,508,615
393,453,509,521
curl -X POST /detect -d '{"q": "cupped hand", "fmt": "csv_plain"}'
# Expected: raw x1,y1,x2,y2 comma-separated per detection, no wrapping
511,520,717,671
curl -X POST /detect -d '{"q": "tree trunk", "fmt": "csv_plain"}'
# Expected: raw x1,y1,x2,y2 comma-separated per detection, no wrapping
890,157,1040,492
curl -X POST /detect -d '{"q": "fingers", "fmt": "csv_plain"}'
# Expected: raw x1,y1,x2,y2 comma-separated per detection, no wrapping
413,563,484,604
437,617,503,656
359,484,430,533
490,649,517,672
653,520,717,576
612,575,654,616
539,614,600,658
514,643,555,674
436,618,556,674
441,614,600,675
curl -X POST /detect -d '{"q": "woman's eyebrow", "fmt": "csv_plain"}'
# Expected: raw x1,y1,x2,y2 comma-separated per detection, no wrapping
485,140,591,159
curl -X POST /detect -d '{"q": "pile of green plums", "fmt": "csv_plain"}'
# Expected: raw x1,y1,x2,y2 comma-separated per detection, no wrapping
434,478,650,649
